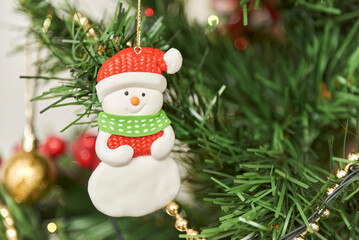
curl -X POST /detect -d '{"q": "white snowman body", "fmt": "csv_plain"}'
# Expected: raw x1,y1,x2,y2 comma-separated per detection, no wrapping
88,87,181,217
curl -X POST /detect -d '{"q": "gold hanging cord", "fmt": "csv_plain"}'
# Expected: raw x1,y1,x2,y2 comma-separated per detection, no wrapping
23,34,39,152
135,0,142,54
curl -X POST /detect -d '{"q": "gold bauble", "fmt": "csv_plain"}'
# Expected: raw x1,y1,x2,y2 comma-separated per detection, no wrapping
2,150,55,203
166,201,181,216
175,216,189,232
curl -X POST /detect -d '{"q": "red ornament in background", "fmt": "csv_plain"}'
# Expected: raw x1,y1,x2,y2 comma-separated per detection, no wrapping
72,133,100,170
42,136,66,158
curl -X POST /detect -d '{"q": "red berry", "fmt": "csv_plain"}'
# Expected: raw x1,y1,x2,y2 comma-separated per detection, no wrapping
44,136,66,158
38,144,53,159
79,133,96,148
72,132,97,169
74,147,95,168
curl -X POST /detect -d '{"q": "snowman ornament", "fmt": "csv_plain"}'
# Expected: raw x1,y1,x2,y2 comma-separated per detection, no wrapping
88,47,182,217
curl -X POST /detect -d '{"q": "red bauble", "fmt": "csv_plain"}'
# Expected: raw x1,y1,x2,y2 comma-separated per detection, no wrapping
72,133,98,170
43,136,66,158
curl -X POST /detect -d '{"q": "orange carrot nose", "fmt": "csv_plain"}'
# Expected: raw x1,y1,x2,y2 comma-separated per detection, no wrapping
131,96,140,106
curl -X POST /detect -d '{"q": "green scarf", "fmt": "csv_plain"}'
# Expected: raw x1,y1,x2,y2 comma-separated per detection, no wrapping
98,110,171,137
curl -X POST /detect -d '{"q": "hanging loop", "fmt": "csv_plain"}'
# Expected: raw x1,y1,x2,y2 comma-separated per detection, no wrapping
134,46,142,55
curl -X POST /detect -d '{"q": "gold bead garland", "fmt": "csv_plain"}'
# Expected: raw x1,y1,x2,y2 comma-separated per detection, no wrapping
0,204,18,240
295,152,358,239
166,201,207,240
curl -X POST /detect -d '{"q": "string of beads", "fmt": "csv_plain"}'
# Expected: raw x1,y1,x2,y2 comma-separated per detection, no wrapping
166,201,207,240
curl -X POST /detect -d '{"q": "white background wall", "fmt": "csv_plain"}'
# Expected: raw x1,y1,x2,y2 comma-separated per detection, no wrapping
0,0,210,159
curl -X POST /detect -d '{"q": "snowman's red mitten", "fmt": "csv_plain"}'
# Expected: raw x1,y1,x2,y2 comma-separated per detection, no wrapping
95,131,134,167
151,126,175,160
107,131,164,157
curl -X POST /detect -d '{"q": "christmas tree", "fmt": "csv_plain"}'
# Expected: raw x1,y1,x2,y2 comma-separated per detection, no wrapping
1,0,359,239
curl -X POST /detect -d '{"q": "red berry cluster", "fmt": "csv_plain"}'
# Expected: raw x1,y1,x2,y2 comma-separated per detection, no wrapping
72,133,100,170
12,133,101,171
13,136,66,160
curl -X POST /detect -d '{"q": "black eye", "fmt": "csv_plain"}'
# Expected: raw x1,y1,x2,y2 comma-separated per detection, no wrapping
124,91,129,96
142,93,145,97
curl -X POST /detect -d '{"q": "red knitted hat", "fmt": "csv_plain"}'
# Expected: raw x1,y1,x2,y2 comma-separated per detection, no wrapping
96,47,182,101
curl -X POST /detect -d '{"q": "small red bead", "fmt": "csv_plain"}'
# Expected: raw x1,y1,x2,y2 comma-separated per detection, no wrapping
145,8,154,17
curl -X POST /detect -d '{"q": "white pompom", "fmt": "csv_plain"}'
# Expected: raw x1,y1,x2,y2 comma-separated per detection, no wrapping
164,48,183,74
